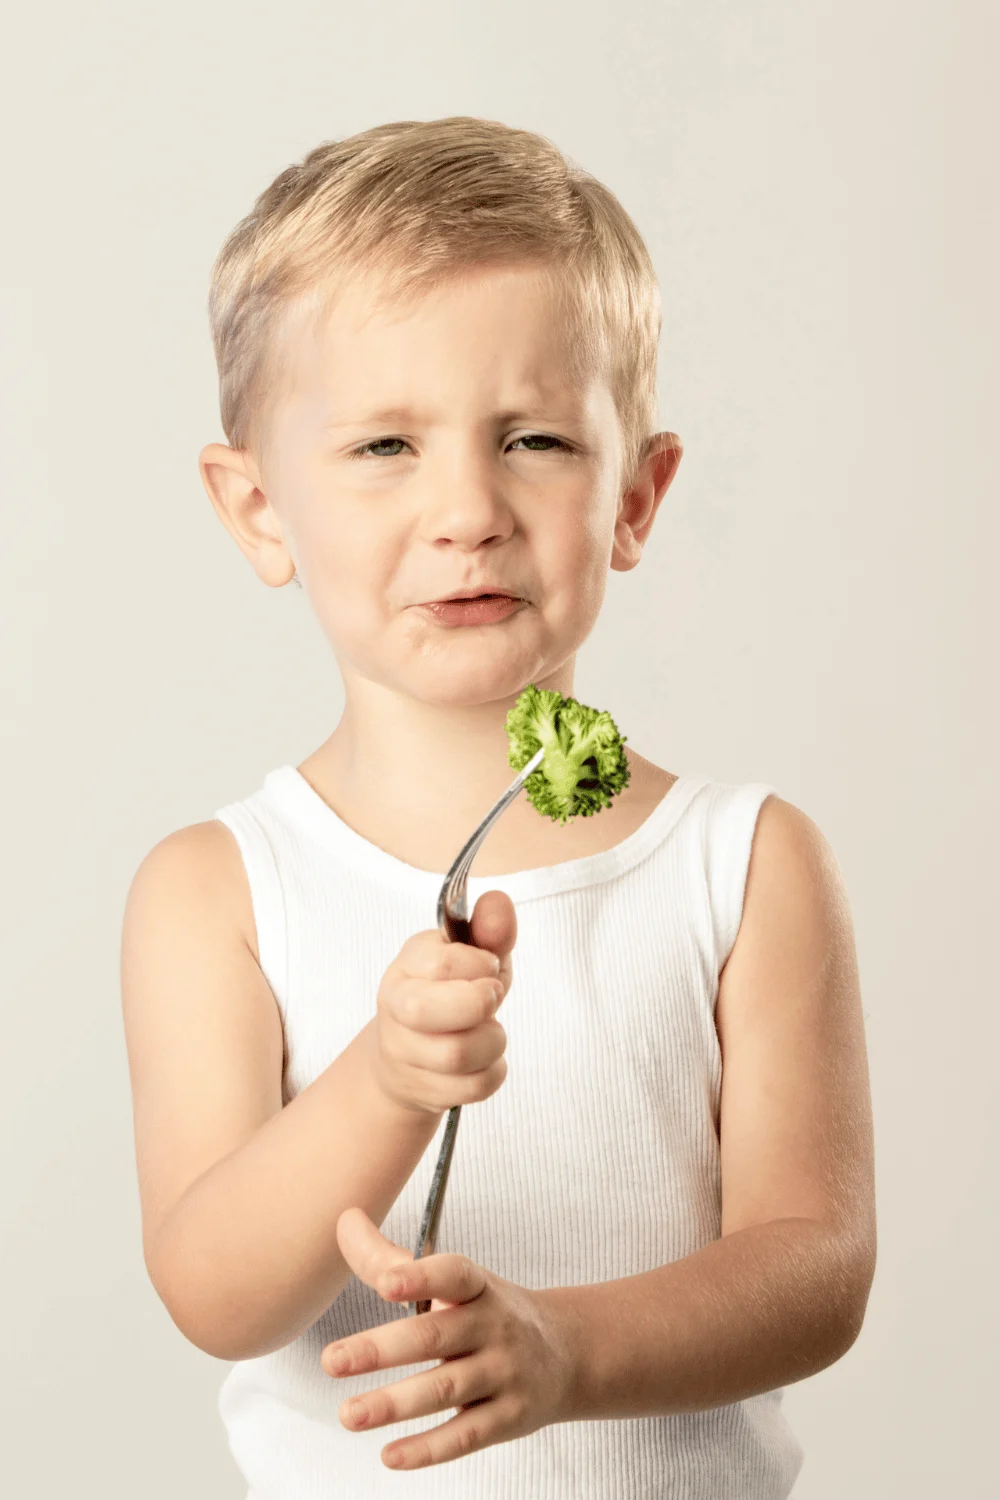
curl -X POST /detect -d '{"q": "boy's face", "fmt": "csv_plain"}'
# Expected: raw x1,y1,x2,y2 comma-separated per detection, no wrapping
205,261,680,709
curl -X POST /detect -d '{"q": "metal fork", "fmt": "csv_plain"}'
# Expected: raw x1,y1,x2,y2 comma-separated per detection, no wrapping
410,744,545,1315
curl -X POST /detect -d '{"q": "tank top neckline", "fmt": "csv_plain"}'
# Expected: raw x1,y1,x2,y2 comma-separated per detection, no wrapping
261,763,710,903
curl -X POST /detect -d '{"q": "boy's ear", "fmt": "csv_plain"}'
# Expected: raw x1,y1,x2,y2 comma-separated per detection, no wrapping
198,443,297,588
610,431,683,572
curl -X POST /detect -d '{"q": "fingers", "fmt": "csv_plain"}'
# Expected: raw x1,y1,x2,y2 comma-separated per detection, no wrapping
469,890,518,964
393,1053,509,1108
323,1286,484,1380
338,1349,503,1435
399,894,517,981
385,1026,507,1088
394,975,505,1034
334,1207,414,1291
377,924,513,1114
379,1396,525,1470
418,1022,507,1076
403,932,502,983
379,1251,487,1309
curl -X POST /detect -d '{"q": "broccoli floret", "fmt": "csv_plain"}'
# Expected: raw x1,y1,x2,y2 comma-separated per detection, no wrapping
505,683,630,824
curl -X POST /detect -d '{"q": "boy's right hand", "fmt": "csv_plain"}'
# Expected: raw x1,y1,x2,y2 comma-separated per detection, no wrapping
371,890,516,1117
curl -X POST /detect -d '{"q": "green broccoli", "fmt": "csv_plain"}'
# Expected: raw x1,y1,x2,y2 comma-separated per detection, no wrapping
505,683,631,824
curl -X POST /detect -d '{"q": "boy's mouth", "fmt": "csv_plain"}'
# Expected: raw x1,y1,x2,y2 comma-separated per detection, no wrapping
417,592,527,627
424,587,521,604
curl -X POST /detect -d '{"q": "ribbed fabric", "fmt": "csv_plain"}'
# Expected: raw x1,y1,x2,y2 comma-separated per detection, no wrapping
211,765,804,1500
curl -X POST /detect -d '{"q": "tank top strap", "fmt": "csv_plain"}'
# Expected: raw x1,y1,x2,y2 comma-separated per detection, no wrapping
212,797,289,1011
696,779,778,972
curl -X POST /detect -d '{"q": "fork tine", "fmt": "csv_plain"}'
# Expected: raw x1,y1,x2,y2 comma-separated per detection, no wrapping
437,746,544,935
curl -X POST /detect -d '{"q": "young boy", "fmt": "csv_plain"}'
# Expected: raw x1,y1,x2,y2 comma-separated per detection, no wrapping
120,117,876,1498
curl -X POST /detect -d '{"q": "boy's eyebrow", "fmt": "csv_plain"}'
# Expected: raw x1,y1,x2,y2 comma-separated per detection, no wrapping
325,406,422,429
324,400,581,430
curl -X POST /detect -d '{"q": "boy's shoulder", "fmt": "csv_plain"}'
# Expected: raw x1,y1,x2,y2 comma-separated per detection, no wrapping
747,792,836,874
724,789,846,976
125,818,260,965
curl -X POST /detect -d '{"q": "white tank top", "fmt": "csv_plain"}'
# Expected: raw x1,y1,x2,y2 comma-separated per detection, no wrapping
211,764,804,1499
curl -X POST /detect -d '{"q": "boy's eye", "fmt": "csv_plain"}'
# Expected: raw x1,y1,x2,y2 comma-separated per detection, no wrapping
352,437,408,459
509,434,569,452
348,433,570,460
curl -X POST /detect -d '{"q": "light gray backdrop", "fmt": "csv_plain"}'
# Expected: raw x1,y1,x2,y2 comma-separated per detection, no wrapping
1,1,996,1495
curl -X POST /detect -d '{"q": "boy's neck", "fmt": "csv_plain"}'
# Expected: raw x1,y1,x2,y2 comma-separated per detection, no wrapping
295,739,676,877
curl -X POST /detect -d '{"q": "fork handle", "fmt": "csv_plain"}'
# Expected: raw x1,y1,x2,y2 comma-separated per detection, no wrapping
411,907,472,1313
411,1103,461,1313
406,752,543,1315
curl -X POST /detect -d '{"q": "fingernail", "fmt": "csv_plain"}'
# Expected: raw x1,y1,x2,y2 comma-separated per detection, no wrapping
326,1348,350,1375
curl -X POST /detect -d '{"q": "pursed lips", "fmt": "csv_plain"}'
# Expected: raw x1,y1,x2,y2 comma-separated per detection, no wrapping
413,593,528,622
421,590,523,605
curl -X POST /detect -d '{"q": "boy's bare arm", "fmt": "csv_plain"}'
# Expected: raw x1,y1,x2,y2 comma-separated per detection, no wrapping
120,822,443,1362
152,1022,439,1363
537,794,878,1418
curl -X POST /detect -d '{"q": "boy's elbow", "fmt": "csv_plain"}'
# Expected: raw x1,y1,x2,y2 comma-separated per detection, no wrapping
145,1235,257,1362
844,1258,877,1353
163,1299,238,1362
826,1227,877,1362
155,1279,274,1362
144,1232,346,1362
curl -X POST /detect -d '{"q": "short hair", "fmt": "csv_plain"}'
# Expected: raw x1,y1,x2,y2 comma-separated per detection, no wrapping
208,116,662,488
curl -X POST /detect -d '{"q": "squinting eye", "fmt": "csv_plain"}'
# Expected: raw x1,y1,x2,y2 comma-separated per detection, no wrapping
348,433,570,459
509,434,568,452
351,438,408,459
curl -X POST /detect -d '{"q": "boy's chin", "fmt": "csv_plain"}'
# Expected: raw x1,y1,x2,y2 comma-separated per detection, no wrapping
396,661,545,708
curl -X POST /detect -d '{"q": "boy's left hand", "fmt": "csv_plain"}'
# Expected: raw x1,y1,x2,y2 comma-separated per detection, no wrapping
321,1206,579,1471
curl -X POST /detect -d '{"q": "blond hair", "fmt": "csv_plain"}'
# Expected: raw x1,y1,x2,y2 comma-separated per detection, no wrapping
209,117,662,487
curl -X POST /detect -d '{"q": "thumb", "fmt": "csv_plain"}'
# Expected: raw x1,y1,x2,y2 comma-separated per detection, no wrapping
468,888,517,967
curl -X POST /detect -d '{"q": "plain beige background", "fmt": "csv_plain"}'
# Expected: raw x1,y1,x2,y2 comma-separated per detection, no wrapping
1,0,996,1495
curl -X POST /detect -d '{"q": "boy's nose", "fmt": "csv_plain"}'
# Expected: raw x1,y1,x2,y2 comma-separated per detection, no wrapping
418,450,514,545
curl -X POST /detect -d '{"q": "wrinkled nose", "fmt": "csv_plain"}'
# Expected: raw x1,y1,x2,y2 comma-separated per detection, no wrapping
420,446,513,549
